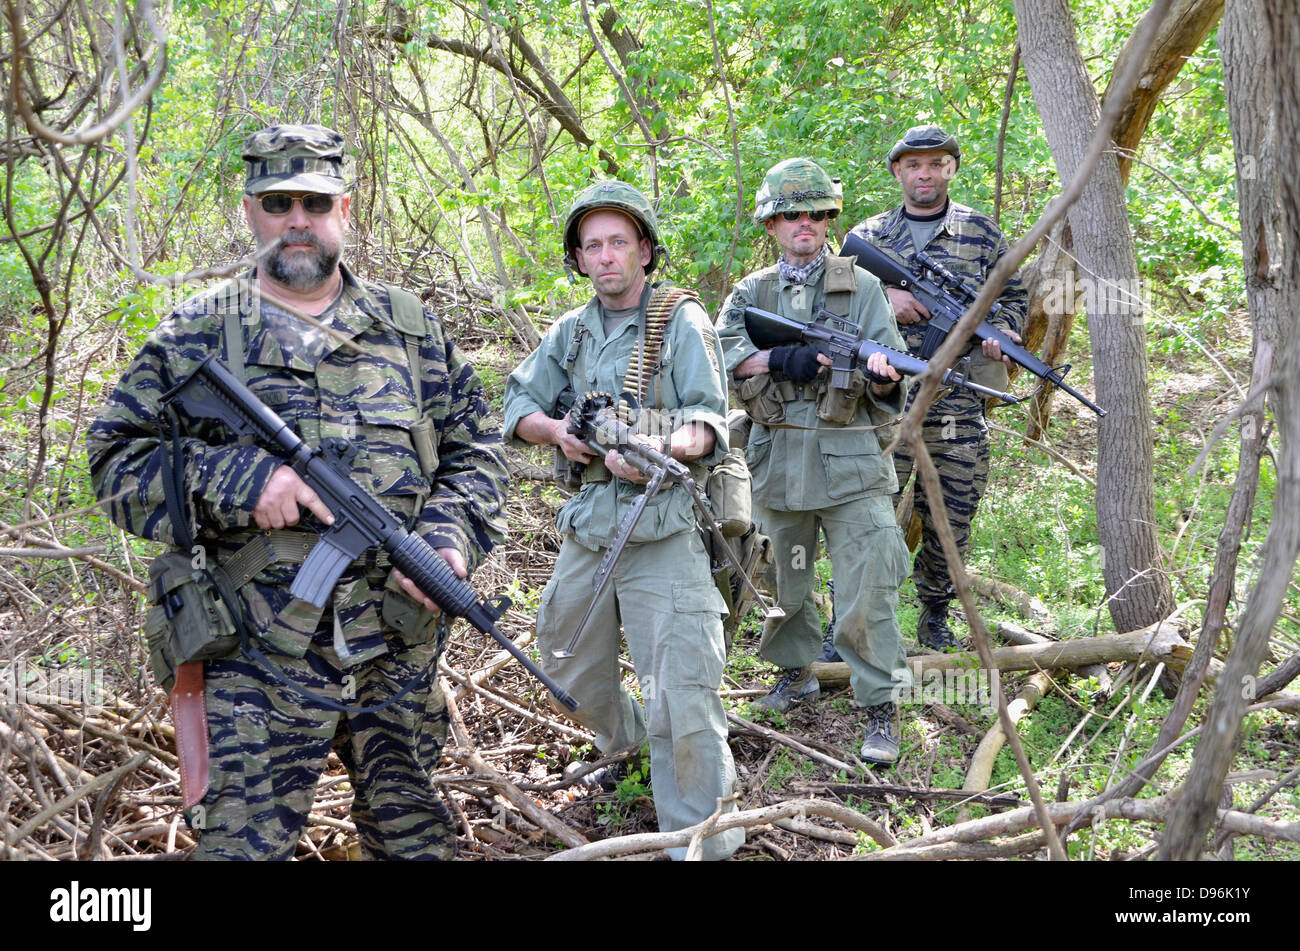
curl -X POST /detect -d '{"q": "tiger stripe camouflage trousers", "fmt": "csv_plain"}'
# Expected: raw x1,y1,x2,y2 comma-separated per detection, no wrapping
191,615,453,861
891,390,991,607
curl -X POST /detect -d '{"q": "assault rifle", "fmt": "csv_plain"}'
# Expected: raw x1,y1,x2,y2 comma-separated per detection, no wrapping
549,391,783,660
842,231,1107,416
743,306,1022,404
162,355,579,711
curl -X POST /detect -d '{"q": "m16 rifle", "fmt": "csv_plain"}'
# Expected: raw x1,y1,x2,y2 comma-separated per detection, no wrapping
743,306,1022,404
162,355,579,711
549,391,783,660
842,231,1107,416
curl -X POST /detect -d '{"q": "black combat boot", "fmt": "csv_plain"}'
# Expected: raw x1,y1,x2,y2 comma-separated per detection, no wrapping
750,666,821,714
860,701,901,765
917,600,962,652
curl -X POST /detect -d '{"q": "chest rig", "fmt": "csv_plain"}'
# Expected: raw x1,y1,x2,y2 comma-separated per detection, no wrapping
738,256,863,425
212,282,436,590
558,283,702,485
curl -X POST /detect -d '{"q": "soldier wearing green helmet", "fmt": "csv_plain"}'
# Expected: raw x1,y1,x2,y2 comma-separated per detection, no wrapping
715,158,914,765
561,179,668,275
852,123,1027,654
505,179,743,859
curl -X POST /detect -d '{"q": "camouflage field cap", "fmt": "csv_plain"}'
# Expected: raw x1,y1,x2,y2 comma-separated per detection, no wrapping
562,180,666,275
887,124,961,170
242,124,347,195
752,158,843,223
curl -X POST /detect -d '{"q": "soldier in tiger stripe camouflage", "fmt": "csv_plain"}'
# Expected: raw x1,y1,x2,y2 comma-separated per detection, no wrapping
86,124,508,859
852,124,1027,652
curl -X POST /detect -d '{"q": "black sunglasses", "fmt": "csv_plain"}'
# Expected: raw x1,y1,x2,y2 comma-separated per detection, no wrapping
258,193,337,215
781,209,838,222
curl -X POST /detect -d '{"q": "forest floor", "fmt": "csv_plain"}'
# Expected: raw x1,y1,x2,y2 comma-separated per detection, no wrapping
1,309,1296,862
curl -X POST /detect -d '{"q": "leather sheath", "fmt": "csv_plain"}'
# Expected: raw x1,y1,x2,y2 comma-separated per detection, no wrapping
171,661,210,809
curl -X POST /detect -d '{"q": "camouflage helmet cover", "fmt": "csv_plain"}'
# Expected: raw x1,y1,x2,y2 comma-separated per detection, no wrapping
887,124,961,170
242,124,347,195
752,158,843,224
563,180,665,275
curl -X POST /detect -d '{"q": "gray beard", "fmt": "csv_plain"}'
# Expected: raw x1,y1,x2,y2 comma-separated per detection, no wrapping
266,230,341,290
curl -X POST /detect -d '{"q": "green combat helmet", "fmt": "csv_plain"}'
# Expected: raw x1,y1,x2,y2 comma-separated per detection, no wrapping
752,158,843,224
887,124,961,170
563,180,666,275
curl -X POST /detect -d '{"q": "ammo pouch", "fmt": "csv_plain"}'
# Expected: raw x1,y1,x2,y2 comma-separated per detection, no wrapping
727,408,752,453
409,416,439,477
737,373,788,425
816,368,867,426
706,448,753,538
143,551,240,692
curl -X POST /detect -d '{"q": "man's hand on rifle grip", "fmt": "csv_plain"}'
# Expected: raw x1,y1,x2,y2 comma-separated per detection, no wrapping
605,433,665,485
553,414,597,464
886,287,930,325
253,465,336,530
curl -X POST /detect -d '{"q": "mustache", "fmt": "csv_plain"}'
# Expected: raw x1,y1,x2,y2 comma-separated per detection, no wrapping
278,230,326,251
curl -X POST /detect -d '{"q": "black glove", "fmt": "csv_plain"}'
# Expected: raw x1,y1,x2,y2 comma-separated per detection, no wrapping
769,344,823,383
862,365,896,386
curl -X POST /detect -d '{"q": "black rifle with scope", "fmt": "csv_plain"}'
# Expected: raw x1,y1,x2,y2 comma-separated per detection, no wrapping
841,231,1106,416
162,355,579,711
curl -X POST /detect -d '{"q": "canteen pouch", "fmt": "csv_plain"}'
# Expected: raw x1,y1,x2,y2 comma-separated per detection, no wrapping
144,551,240,692
707,449,753,538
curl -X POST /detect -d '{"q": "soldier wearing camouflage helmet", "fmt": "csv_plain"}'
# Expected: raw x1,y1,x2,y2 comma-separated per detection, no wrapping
504,179,743,860
851,123,1028,654
715,157,914,765
87,123,509,859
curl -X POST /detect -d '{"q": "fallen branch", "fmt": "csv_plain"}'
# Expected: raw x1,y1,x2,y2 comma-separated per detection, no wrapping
791,780,1021,809
969,573,1053,622
545,798,897,861
926,702,980,735
963,671,1054,809
811,622,1189,687
997,621,1112,694
726,712,861,777
6,750,149,847
440,678,589,850
36,701,179,767
859,831,1047,861
0,545,106,559
774,817,859,846
860,793,1300,857
440,662,593,744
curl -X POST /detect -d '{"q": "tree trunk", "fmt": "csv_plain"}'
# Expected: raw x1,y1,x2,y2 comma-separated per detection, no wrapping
1104,0,1226,184
1014,0,1175,635
1015,0,1223,434
1161,0,1300,859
